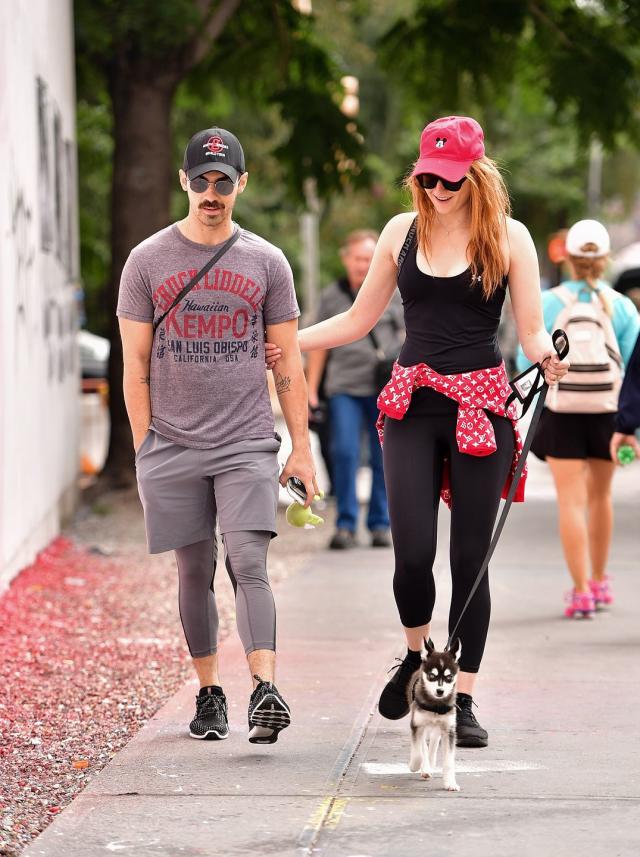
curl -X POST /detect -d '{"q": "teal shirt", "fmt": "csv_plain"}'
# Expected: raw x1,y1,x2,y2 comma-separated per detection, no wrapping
516,279,640,373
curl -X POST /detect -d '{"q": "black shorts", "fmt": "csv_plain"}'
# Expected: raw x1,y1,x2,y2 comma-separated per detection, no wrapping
532,409,615,461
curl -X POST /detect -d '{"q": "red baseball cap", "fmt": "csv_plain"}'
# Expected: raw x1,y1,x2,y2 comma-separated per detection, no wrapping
411,116,485,182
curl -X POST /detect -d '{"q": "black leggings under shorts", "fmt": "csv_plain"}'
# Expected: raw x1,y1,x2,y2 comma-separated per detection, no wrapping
382,410,515,674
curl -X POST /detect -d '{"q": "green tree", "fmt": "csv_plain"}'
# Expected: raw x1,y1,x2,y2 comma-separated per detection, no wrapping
77,0,640,489
75,0,366,486
380,0,640,145
375,0,640,266
308,0,640,280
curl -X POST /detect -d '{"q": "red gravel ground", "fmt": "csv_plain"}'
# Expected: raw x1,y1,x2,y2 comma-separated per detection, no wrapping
0,535,194,856
0,489,328,856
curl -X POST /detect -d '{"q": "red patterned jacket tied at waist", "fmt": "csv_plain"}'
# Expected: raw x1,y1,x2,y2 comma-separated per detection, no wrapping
376,361,526,508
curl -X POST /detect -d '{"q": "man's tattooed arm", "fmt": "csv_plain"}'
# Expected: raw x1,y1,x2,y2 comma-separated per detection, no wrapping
275,373,292,394
140,376,150,385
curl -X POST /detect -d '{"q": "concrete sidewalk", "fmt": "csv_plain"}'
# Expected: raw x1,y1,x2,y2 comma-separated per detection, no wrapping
25,461,639,857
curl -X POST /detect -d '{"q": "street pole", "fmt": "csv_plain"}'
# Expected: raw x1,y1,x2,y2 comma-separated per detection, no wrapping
300,176,320,327
298,69,359,326
588,137,603,218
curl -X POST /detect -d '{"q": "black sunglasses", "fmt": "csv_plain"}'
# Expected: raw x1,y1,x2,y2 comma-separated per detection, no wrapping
189,175,236,196
416,173,467,192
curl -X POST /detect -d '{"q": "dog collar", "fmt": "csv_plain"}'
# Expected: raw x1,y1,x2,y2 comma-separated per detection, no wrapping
413,699,454,715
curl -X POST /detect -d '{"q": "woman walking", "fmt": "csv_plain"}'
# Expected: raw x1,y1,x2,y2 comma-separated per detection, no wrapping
293,116,569,747
517,219,639,619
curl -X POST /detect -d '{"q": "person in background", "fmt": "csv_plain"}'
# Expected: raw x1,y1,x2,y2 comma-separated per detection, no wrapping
306,230,404,550
497,292,518,377
306,363,334,497
610,330,640,462
517,219,639,618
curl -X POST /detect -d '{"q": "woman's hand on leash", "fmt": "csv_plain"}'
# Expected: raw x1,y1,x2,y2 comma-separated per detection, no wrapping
541,352,570,386
265,341,283,370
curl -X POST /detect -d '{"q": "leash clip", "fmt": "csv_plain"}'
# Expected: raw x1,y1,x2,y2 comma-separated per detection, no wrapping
506,328,569,418
506,364,545,418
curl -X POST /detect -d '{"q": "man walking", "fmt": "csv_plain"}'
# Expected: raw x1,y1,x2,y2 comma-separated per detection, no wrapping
306,230,404,550
117,127,317,744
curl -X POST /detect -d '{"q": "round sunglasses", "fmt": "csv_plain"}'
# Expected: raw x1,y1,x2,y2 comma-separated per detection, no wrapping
416,173,467,192
189,175,236,196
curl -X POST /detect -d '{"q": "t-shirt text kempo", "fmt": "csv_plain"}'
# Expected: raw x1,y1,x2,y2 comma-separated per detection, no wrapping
117,223,299,449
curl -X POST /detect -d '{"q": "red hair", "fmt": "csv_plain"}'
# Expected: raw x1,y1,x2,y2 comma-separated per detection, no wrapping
405,156,511,298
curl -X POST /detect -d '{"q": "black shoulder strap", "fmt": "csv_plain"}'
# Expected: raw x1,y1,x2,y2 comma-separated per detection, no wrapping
397,216,417,278
153,227,242,334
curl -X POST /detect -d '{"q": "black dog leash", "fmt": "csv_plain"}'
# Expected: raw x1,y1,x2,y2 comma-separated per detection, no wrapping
446,329,569,649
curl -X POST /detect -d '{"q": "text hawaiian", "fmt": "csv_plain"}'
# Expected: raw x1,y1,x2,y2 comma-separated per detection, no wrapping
152,268,264,313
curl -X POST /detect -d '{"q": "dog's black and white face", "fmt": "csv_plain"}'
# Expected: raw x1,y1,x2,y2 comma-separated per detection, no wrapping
419,638,461,702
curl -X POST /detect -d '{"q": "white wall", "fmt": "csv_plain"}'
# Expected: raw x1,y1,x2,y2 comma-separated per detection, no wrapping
0,0,80,588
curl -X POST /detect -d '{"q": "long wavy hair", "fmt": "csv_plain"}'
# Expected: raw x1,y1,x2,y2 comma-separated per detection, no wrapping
404,156,511,299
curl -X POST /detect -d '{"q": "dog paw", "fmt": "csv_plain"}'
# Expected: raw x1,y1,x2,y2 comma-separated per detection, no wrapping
444,781,460,792
408,757,422,773
420,771,432,780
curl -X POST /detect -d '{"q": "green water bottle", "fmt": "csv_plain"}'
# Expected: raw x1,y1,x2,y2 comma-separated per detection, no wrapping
617,444,636,466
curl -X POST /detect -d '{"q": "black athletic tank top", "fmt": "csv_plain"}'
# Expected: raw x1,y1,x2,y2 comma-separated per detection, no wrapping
397,235,507,416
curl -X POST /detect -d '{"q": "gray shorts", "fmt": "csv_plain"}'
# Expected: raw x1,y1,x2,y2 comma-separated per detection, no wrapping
135,430,282,554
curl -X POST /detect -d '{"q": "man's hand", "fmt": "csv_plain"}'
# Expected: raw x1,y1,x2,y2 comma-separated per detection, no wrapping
279,446,319,508
133,430,150,453
610,432,640,465
266,319,319,504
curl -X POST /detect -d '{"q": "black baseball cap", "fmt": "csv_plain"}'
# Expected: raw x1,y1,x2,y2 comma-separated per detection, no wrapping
183,127,246,183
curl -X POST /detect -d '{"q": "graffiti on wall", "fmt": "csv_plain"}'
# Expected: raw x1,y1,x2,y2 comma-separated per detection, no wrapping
10,183,36,329
38,77,76,280
12,76,79,382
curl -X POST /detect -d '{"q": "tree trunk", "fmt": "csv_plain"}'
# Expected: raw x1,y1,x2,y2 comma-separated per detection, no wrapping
102,75,176,487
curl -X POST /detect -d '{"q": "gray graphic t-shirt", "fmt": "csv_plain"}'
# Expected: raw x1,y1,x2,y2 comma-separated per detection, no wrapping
117,223,299,448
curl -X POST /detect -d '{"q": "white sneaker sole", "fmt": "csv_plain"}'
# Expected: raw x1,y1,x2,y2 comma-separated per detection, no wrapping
248,693,291,744
189,728,229,740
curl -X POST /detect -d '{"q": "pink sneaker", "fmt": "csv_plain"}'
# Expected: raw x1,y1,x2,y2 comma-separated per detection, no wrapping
564,589,595,619
589,577,613,609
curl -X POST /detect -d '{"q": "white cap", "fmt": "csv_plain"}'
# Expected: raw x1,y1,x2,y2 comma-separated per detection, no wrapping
565,219,610,258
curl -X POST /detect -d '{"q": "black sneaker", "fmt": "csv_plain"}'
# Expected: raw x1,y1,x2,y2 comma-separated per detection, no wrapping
248,675,291,744
378,653,420,720
189,686,229,740
456,694,488,747
371,529,391,548
329,529,356,550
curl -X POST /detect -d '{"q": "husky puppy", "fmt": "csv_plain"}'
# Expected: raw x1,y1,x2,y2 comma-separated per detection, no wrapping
408,637,461,791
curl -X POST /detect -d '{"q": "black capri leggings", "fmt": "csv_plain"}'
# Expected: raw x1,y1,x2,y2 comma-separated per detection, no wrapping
383,411,515,673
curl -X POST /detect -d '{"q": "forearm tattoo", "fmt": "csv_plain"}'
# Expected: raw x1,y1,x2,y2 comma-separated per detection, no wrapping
140,376,150,386
275,373,292,394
